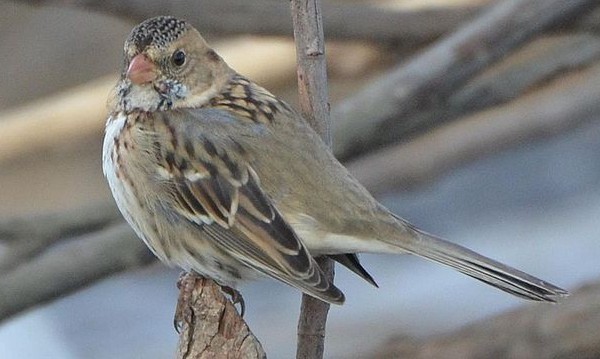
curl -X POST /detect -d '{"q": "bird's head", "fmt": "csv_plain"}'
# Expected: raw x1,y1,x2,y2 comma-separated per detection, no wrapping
112,16,232,113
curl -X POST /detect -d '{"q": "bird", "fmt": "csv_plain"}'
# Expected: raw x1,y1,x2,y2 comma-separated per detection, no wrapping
103,16,567,310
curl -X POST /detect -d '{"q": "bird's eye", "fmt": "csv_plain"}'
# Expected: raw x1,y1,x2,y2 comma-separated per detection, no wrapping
171,50,186,67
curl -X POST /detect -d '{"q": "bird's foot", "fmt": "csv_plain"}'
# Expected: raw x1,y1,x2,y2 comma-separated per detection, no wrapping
221,285,246,317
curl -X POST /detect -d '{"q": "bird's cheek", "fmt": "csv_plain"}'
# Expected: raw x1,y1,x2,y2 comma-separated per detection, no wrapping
118,83,163,112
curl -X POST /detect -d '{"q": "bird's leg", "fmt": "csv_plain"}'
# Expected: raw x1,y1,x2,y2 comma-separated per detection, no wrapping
174,271,199,333
221,285,246,317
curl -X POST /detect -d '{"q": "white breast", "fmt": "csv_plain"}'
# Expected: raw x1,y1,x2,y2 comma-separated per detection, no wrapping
102,113,149,248
102,113,131,214
102,113,127,179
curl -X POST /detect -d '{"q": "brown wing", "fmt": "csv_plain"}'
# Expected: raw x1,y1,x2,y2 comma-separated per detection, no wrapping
161,134,344,304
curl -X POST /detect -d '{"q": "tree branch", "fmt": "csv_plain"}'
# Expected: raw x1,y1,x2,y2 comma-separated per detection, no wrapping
291,0,331,144
374,280,600,358
175,277,266,359
290,1,333,358
332,0,600,160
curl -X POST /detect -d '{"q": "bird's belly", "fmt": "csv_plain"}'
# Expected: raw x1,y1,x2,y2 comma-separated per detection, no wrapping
103,114,260,287
106,165,257,286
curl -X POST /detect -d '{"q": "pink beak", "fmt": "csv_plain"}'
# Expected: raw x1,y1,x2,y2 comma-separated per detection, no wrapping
127,54,157,85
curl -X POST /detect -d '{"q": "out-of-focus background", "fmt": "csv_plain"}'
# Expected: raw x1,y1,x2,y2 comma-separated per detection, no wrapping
1,0,599,358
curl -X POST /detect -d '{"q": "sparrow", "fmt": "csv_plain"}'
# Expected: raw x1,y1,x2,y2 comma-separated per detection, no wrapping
103,16,567,308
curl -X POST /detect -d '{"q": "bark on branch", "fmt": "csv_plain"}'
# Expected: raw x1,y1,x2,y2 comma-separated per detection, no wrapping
175,278,266,359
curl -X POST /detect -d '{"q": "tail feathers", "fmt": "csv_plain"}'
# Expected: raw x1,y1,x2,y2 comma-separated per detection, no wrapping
395,222,568,302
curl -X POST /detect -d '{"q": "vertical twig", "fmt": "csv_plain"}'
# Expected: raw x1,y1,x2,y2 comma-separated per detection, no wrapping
290,0,332,143
290,1,334,359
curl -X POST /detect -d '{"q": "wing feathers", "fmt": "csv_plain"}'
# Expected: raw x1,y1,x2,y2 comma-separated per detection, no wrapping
160,132,343,304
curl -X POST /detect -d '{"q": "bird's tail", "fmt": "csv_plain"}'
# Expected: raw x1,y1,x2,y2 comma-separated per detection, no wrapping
388,216,569,302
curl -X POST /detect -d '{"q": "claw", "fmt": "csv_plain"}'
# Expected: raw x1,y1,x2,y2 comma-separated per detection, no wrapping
221,285,246,317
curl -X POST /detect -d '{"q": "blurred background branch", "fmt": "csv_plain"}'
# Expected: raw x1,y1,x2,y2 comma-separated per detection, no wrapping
0,202,120,271
375,280,600,358
332,0,598,160
19,0,482,44
0,220,153,322
348,58,600,194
